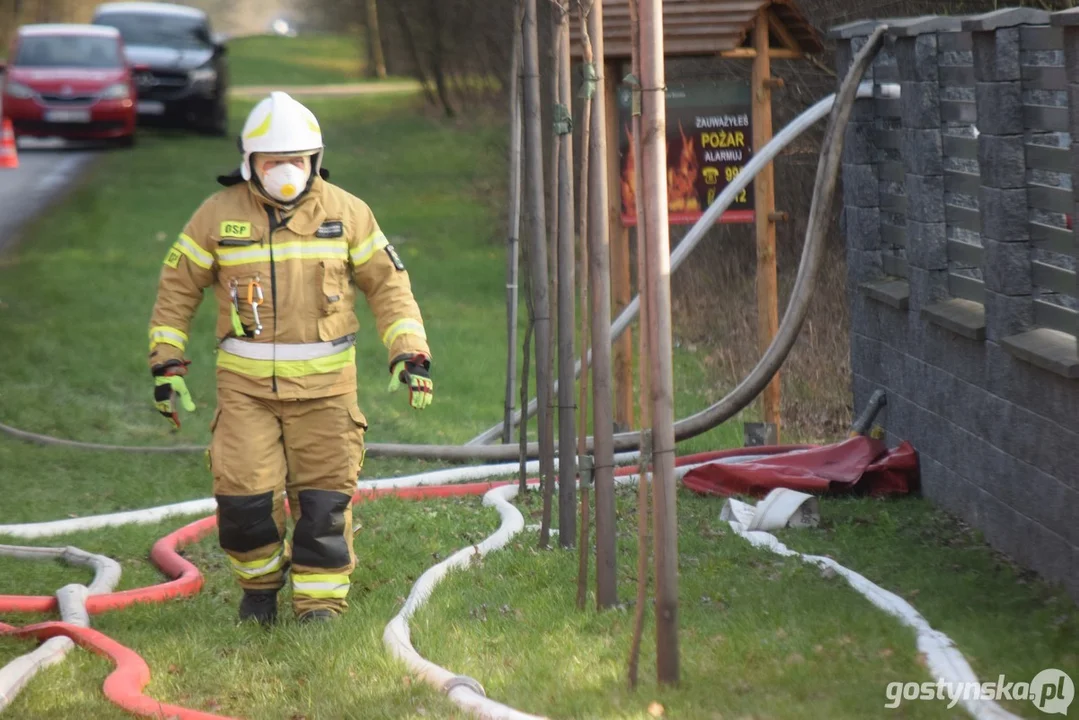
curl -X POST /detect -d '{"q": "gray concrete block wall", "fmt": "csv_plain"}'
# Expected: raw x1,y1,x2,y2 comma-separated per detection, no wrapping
832,12,1079,601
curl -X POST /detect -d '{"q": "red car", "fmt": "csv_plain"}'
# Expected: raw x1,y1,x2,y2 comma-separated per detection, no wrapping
0,23,142,146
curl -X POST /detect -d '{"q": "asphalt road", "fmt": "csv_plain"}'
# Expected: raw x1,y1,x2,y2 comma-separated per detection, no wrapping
0,139,97,255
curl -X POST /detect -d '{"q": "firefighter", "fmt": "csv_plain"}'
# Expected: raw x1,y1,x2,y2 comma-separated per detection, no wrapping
147,91,433,625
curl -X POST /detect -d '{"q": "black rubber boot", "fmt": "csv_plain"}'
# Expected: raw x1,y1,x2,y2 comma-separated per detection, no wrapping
238,589,279,626
297,609,337,624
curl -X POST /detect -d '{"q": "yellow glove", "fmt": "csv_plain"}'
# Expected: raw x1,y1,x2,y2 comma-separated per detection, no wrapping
388,354,433,410
152,360,196,429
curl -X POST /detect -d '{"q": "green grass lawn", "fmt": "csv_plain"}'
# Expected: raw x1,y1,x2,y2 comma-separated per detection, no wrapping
0,90,1076,719
226,33,368,87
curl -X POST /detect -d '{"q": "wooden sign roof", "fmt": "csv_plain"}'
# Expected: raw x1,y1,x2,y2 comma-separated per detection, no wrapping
569,0,824,60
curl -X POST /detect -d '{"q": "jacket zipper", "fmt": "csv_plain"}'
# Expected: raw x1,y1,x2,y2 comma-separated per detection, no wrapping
264,205,281,393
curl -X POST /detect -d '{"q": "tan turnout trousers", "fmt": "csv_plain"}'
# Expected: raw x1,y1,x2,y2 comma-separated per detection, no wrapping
209,387,367,615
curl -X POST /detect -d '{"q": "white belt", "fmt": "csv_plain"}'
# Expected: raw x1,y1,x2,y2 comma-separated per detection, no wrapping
218,335,355,362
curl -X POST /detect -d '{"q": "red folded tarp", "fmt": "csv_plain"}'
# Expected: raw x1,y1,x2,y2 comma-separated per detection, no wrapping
681,436,919,498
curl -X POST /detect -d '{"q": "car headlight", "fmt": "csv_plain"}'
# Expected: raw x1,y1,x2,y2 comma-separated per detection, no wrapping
99,83,130,100
190,66,217,84
3,81,36,99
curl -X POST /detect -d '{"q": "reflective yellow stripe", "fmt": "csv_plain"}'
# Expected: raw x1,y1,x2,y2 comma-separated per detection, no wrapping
149,325,188,351
217,241,347,267
292,573,349,599
229,547,284,580
382,318,427,348
244,111,272,139
217,346,355,378
175,233,213,269
349,231,389,266
272,241,348,262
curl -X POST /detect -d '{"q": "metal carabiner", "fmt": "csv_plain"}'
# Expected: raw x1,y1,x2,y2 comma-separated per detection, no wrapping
247,276,264,336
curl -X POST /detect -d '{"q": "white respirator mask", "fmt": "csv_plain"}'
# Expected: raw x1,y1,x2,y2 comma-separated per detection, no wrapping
258,160,310,203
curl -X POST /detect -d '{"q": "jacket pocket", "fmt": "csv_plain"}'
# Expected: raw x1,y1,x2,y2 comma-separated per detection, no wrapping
316,311,360,343
318,261,349,317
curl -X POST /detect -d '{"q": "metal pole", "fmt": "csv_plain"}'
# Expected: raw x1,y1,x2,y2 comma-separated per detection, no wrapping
587,0,617,609
555,3,577,548
639,0,679,685
522,0,555,544
502,2,525,447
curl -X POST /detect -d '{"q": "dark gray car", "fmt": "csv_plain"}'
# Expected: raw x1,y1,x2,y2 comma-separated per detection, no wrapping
92,2,229,136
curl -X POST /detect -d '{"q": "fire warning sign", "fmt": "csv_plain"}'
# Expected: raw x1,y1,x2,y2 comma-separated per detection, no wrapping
617,80,754,226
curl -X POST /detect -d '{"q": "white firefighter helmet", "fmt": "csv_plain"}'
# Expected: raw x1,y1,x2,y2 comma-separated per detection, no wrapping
239,91,323,181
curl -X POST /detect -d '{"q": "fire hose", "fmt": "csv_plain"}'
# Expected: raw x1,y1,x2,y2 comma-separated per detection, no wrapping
0,449,781,720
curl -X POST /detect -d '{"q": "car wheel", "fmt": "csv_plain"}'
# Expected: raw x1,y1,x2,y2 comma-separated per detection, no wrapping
205,98,228,137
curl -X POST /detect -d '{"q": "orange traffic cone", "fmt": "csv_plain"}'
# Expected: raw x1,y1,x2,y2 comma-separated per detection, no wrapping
0,118,18,169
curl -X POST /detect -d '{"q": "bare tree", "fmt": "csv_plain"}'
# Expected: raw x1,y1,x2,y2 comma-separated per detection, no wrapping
365,0,387,79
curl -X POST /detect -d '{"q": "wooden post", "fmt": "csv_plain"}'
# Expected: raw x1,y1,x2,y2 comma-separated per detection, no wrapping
522,0,556,548
605,60,635,433
502,1,524,447
555,4,578,548
751,10,781,440
639,0,679,685
590,0,618,610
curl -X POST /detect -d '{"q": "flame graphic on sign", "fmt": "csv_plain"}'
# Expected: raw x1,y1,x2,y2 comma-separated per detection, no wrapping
621,121,701,219
668,121,700,213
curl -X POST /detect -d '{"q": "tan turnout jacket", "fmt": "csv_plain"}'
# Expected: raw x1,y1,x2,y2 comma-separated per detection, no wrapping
148,176,430,400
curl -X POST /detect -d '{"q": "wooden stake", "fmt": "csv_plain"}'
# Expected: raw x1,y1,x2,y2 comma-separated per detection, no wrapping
752,9,781,440
555,1,578,548
502,0,525,447
639,0,679,685
522,0,556,546
627,0,651,680
575,0,594,611
587,0,618,610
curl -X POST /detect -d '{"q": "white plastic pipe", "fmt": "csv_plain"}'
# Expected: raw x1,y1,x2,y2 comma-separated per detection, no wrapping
0,545,121,712
0,453,643,539
467,81,901,446
725,518,1022,720
383,456,760,719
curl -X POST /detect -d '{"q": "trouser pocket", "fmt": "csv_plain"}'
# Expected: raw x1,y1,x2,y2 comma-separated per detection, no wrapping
348,404,367,478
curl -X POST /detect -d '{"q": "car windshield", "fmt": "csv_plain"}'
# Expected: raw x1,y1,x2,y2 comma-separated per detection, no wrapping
94,12,210,50
14,35,122,68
